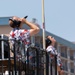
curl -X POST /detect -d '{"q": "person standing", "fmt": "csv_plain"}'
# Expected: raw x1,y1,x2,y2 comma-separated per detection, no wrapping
9,16,40,42
46,35,64,75
6,16,40,75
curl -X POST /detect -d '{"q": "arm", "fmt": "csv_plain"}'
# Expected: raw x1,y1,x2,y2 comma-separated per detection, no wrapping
22,18,40,36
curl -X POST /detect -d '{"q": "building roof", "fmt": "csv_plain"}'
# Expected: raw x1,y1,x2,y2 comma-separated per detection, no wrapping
0,17,12,25
0,17,75,50
37,30,75,50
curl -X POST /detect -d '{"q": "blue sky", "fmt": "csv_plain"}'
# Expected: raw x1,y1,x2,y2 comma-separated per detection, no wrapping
0,0,75,42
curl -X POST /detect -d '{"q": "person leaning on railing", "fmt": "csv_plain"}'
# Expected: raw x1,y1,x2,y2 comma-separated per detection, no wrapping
45,36,64,75
8,16,40,75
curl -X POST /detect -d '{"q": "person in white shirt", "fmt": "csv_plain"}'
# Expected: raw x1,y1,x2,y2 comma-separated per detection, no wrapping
5,16,40,75
9,16,40,43
46,36,64,75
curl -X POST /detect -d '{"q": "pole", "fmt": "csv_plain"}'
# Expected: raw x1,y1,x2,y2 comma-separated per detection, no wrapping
42,0,46,75
42,0,46,50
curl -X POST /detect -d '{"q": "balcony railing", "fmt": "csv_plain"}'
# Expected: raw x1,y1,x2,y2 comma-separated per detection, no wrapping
0,38,58,75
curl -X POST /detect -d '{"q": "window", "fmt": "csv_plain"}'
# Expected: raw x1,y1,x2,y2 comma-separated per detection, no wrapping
70,62,74,73
70,50,74,60
60,45,67,58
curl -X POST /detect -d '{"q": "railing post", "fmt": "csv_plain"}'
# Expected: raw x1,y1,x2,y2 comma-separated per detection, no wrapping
7,41,11,75
13,41,17,75
55,55,57,75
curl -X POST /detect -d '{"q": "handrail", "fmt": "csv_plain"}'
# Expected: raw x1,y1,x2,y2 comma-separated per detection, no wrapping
0,39,57,75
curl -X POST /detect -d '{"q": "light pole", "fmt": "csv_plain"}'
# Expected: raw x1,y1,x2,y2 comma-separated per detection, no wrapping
42,0,46,50
42,0,46,75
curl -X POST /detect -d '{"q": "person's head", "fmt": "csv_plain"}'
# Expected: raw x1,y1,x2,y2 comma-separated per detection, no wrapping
9,16,22,28
45,35,56,48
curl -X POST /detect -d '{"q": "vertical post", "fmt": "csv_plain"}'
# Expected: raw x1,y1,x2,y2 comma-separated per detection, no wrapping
55,55,57,75
67,48,70,75
1,34,4,75
42,1,46,75
13,41,17,75
8,40,11,75
1,34,4,60
42,0,46,50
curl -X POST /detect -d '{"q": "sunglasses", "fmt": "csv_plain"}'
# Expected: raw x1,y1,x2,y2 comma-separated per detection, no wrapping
51,36,54,38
